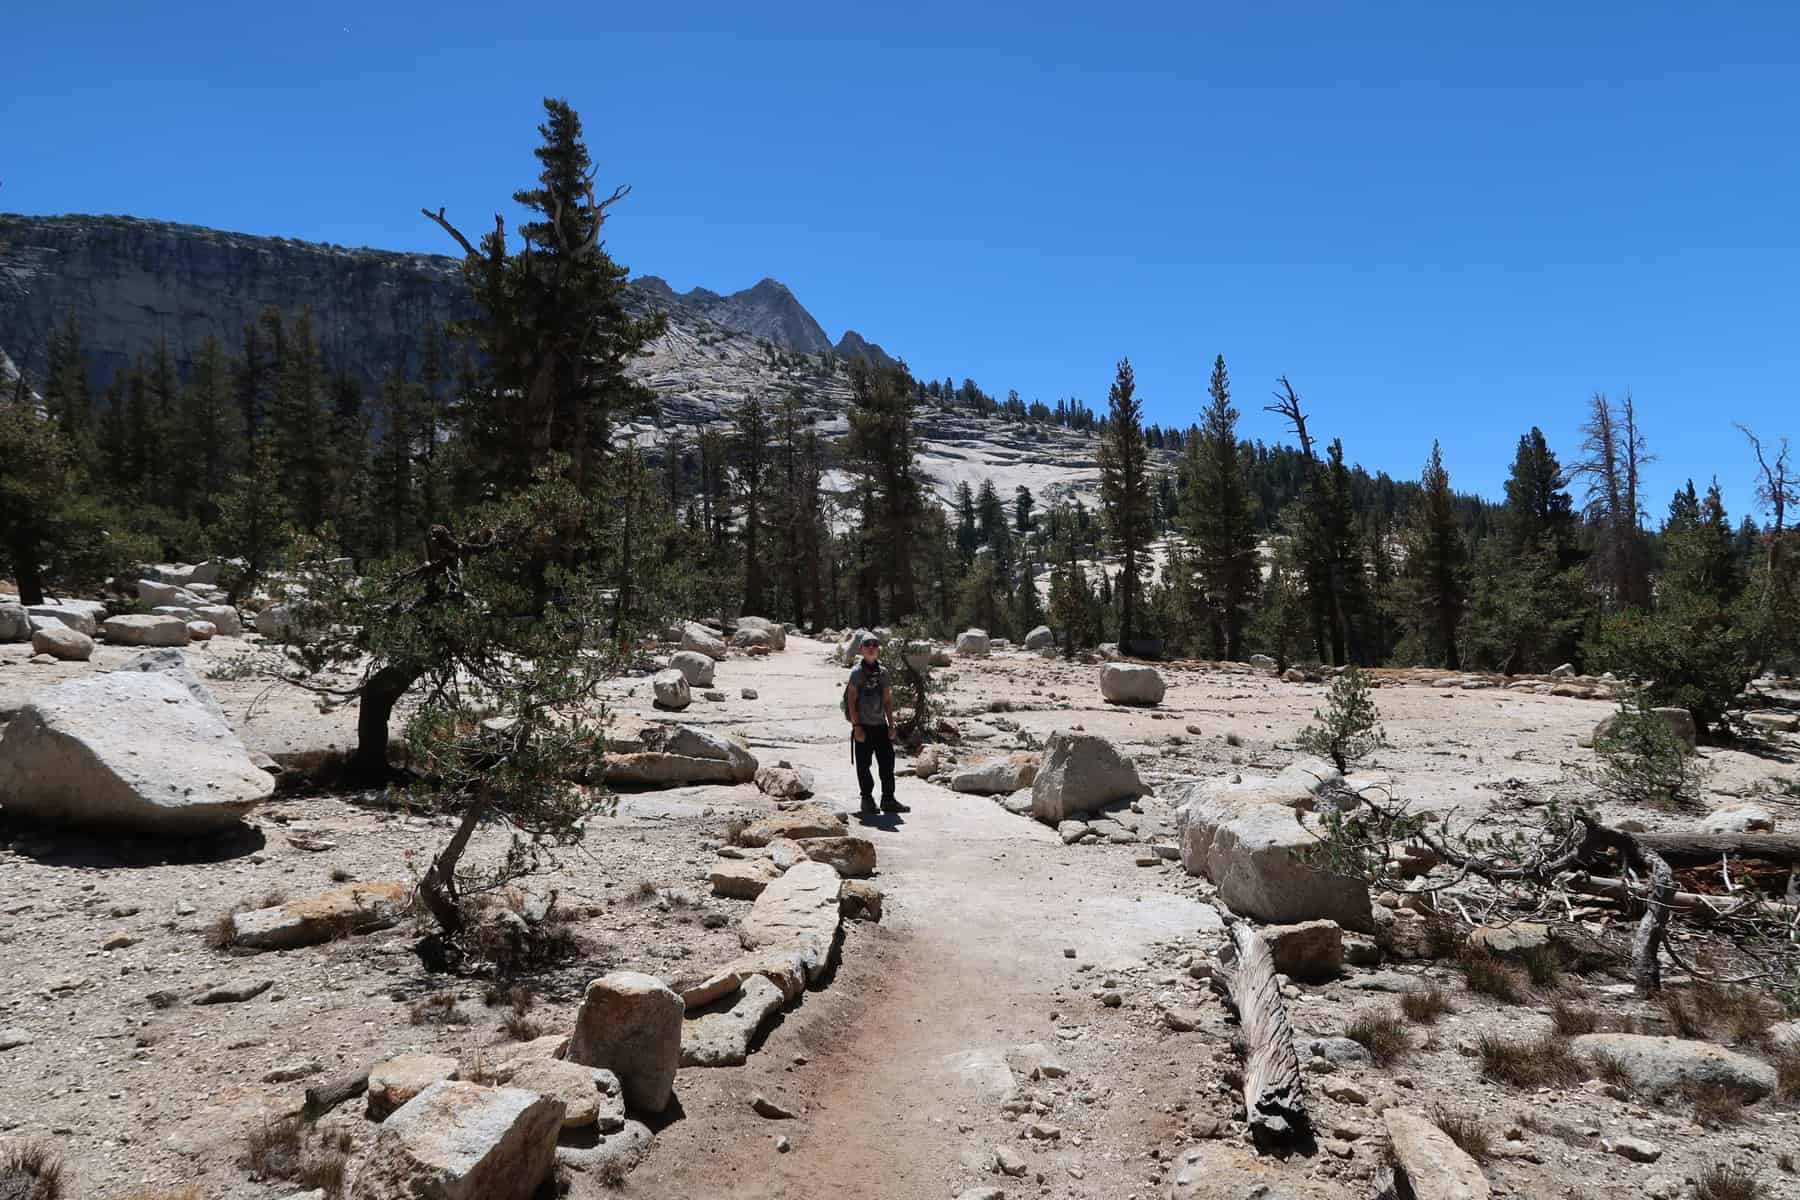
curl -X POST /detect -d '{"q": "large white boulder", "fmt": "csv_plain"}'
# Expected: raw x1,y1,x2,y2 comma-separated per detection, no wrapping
254,604,293,639
1570,1034,1777,1101
103,614,190,647
740,861,844,984
137,579,206,609
651,669,691,711
1024,625,1055,651
1174,779,1372,931
352,1081,562,1200
955,628,991,657
668,650,715,688
949,753,1041,796
0,671,272,833
31,624,93,661
193,604,242,637
1100,662,1165,705
679,621,729,661
565,972,684,1113
1030,731,1150,825
0,603,29,642
27,600,107,637
735,616,786,651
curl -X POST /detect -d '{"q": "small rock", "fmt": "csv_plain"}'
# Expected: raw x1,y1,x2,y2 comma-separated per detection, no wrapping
1324,1082,1368,1104
741,688,759,700
263,1058,323,1083
775,1135,791,1153
193,979,273,1005
0,1029,33,1051
1603,1135,1663,1163
752,1093,797,1120
1163,1008,1204,1033
994,1145,1028,1176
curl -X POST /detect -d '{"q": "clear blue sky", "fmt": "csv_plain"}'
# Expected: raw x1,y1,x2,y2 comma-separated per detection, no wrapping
6,2,1798,515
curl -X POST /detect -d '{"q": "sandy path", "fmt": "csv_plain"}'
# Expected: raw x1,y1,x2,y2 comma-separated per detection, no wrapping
623,637,1217,1199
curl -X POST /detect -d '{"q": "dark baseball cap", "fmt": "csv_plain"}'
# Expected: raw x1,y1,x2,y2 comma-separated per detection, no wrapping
861,634,881,647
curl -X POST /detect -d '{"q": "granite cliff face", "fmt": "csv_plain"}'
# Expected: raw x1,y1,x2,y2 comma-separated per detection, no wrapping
0,212,1122,514
0,213,893,392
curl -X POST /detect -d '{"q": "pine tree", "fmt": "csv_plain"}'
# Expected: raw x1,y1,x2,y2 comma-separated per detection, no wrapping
1398,441,1467,668
182,336,239,525
1575,392,1652,610
44,313,90,436
1183,355,1260,659
845,359,924,621
733,394,771,614
1097,357,1154,650
270,310,329,530
1466,429,1587,673
1662,478,1737,609
213,436,296,604
423,97,662,494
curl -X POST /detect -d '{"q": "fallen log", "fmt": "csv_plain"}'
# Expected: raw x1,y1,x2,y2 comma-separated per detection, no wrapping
1209,920,1307,1145
303,1067,370,1117
1567,873,1798,920
1632,832,1800,867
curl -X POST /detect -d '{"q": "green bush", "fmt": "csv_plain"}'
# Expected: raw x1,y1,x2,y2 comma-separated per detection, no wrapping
1590,689,1708,809
1587,602,1751,736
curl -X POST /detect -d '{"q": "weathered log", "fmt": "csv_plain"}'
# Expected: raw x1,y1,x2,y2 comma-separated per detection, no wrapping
1567,873,1797,920
1209,920,1307,1144
1632,832,1800,867
303,1067,370,1117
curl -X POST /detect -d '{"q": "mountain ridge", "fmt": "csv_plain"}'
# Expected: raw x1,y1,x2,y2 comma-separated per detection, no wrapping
0,212,894,389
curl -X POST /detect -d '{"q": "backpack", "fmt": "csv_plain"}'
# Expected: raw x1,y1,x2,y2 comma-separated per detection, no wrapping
843,660,882,722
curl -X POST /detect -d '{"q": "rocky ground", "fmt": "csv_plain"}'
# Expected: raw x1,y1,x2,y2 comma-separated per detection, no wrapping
2,628,1799,1200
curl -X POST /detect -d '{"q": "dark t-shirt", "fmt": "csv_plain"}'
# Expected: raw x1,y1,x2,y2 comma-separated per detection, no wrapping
847,662,888,726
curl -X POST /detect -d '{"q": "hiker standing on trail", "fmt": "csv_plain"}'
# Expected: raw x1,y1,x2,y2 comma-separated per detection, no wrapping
845,634,910,820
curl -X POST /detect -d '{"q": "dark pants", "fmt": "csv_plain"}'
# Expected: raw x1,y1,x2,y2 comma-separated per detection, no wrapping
853,723,896,805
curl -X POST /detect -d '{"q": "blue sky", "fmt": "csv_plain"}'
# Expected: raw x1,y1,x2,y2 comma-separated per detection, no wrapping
6,1,1798,515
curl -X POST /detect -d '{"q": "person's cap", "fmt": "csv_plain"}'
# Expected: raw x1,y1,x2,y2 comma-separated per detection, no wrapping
861,634,881,647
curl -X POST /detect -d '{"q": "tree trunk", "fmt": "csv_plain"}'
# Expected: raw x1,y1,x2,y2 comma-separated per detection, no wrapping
304,1067,370,1118
418,795,489,937
1209,921,1307,1145
348,662,423,782
1631,832,1800,867
10,535,46,606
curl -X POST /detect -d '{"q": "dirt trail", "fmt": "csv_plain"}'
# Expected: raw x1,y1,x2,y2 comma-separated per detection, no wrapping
626,638,1217,1199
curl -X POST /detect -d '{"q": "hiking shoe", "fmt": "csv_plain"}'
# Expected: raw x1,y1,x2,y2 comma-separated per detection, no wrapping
858,798,879,818
881,799,910,814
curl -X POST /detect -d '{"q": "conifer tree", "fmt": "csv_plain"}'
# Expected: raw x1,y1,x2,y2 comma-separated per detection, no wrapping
1398,441,1467,667
422,97,662,494
733,395,771,614
1097,357,1154,650
1466,428,1587,673
845,358,924,620
1183,355,1259,659
182,336,239,524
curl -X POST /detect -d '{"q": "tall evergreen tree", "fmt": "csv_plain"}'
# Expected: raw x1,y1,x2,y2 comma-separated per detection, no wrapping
1398,441,1467,667
1183,355,1260,659
422,97,663,494
733,394,771,614
1097,357,1154,650
845,359,924,621
1465,428,1587,673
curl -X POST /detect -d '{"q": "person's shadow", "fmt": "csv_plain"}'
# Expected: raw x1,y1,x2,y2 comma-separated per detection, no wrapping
856,811,903,831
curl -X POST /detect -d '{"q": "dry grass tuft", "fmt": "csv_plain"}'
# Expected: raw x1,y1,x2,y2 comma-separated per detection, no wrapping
1459,949,1529,1004
1518,944,1565,991
1400,986,1451,1025
1344,1011,1411,1065
1,1139,65,1200
1695,1161,1765,1200
1477,1032,1581,1087
1428,1106,1491,1162
1551,1002,1600,1036
1663,983,1774,1044
1684,1081,1747,1128
1590,1050,1634,1090
238,1115,349,1198
409,991,470,1027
